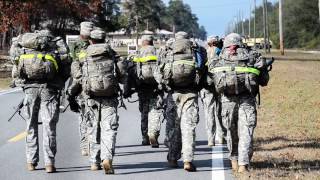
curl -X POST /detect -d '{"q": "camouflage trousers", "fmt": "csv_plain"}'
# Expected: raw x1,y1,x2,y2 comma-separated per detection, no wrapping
200,89,225,144
77,97,89,152
23,87,60,166
218,94,257,166
138,91,164,139
166,90,199,162
86,97,119,165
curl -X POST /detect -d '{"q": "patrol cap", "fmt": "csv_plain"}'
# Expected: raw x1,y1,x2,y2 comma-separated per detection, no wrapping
175,31,189,39
90,29,106,40
141,35,154,42
223,33,242,47
207,35,219,44
166,38,175,46
80,21,94,36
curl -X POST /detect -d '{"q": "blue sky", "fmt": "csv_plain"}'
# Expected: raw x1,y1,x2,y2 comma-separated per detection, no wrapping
163,0,277,37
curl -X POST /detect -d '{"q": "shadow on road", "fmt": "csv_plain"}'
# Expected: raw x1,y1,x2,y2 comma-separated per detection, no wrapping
36,166,91,173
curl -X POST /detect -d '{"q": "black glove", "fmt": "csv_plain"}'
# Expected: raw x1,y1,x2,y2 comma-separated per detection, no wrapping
67,95,80,113
123,89,134,99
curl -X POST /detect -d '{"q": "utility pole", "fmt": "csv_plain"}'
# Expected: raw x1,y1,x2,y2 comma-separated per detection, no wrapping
249,4,251,37
319,0,320,23
266,0,270,53
279,0,284,55
253,0,256,49
241,11,245,36
135,15,139,46
263,0,267,53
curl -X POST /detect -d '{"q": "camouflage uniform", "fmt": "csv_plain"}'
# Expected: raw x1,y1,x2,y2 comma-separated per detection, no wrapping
136,42,164,144
69,36,91,154
200,89,224,144
11,30,70,168
155,32,201,170
166,90,199,162
200,36,225,145
69,29,122,172
218,94,256,166
86,97,119,166
212,33,262,168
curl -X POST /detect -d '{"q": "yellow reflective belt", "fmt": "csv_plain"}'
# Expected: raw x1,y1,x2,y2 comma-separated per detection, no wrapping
19,54,59,71
212,66,260,75
133,55,158,63
78,51,87,59
173,59,195,67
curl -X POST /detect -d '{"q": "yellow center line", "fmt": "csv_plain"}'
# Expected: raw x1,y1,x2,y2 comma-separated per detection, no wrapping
8,131,27,143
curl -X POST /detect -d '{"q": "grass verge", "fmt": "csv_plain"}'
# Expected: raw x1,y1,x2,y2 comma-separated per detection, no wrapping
246,60,320,180
0,78,11,91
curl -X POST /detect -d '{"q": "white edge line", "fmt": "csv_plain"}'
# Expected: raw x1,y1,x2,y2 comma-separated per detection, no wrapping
212,144,227,180
0,88,21,96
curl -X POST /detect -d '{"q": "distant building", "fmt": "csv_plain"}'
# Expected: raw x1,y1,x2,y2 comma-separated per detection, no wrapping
107,29,174,46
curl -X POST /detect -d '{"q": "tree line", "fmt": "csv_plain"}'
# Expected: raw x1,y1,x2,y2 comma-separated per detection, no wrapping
0,0,207,49
232,0,320,49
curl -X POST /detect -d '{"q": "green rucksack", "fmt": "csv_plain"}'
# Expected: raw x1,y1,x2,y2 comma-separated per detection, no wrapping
81,43,119,97
163,38,197,88
207,47,260,95
17,33,58,81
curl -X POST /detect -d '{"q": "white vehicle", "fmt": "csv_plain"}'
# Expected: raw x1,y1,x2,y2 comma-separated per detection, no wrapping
66,35,79,45
127,44,138,55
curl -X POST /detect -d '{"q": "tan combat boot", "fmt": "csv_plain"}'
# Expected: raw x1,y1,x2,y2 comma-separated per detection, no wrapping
81,149,89,156
27,163,37,171
102,159,114,174
238,165,249,173
90,164,101,171
183,162,197,172
208,141,215,147
168,160,178,168
45,165,56,173
231,160,239,172
149,135,159,148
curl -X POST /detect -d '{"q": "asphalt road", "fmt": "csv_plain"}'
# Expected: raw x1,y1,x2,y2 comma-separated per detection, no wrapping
0,89,234,180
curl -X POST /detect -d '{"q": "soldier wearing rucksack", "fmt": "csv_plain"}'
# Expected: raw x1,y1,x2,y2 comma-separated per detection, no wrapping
126,35,164,147
10,29,70,173
67,21,94,157
206,33,272,174
155,31,206,172
200,35,226,147
68,29,124,174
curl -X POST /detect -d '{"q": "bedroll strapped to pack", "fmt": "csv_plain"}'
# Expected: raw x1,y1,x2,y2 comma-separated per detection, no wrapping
82,44,118,97
19,32,49,50
208,48,260,95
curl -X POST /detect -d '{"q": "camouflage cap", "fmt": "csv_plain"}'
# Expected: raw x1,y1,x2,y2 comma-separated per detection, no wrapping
207,35,219,44
175,31,189,39
223,33,242,47
80,21,94,36
90,29,106,40
141,35,154,42
166,38,175,46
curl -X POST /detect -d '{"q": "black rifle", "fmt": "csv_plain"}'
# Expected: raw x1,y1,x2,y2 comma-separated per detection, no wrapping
8,99,25,122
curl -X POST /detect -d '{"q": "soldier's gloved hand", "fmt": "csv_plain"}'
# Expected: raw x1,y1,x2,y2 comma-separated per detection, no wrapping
123,90,133,99
67,95,80,113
